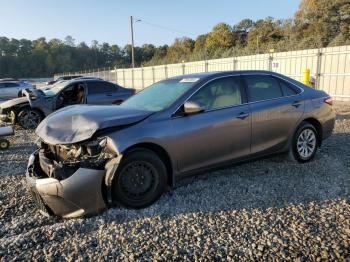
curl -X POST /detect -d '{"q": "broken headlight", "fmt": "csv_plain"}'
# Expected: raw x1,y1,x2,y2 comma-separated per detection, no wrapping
62,137,114,161
41,137,116,166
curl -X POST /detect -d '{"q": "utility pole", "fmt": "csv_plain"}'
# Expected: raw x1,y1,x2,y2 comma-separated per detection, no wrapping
130,16,135,68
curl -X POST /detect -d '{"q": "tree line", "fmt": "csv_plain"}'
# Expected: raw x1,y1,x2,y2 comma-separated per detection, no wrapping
0,0,349,78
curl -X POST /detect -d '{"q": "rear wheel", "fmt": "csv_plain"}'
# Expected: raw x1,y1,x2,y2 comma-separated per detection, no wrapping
112,149,167,208
289,122,318,163
17,108,43,129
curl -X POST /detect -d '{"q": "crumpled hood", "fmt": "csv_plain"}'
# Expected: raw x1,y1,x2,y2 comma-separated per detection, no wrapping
0,97,28,109
36,105,153,145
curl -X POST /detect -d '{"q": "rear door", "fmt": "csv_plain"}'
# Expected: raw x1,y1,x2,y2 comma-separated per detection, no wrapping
86,81,120,105
172,76,252,173
243,74,304,155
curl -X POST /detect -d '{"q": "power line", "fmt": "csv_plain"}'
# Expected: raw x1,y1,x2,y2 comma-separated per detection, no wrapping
135,17,197,37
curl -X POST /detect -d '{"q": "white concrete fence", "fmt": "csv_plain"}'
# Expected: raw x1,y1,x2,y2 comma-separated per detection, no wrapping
55,45,350,101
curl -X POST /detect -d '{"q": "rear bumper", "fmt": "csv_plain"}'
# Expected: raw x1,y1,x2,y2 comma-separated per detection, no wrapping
25,150,107,218
321,108,336,141
322,117,335,140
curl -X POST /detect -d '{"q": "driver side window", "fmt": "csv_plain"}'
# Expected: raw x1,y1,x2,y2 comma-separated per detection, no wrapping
189,76,243,110
56,82,85,109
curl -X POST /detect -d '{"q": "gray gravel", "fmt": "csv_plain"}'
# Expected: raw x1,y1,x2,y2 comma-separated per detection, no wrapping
0,103,349,260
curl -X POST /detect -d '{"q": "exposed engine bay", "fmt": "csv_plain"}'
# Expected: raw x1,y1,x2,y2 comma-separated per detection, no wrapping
37,137,117,180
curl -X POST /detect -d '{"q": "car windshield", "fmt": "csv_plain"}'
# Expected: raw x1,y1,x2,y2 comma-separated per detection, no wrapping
44,81,68,96
120,78,200,111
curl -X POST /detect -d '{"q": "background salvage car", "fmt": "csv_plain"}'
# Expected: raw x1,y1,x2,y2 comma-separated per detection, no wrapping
0,79,36,100
46,75,82,86
0,79,135,129
26,70,335,218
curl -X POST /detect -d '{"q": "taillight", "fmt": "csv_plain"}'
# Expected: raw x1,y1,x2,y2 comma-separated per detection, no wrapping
324,97,333,106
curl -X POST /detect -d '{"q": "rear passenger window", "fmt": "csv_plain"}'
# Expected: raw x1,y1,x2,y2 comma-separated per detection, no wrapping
244,75,282,102
88,81,117,94
278,79,300,96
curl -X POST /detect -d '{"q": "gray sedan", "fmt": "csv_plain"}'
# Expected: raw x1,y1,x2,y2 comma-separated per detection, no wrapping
0,80,36,100
26,70,335,218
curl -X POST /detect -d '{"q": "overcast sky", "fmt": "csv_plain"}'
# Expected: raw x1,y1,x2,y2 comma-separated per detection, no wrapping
0,0,300,46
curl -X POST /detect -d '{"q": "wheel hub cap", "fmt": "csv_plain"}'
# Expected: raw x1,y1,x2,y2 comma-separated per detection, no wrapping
297,129,316,158
120,161,155,197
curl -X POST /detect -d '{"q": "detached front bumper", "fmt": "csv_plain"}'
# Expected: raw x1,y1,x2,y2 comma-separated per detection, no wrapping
26,150,107,218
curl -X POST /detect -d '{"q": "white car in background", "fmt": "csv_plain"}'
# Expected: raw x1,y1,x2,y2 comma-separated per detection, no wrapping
0,80,36,100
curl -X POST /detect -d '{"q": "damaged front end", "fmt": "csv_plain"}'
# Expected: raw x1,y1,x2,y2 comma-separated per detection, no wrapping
26,137,121,218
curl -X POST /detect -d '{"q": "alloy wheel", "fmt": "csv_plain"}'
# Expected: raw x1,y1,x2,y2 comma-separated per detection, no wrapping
296,128,316,159
18,110,41,129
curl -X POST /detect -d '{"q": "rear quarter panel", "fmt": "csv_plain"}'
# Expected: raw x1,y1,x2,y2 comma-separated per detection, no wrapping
301,88,335,140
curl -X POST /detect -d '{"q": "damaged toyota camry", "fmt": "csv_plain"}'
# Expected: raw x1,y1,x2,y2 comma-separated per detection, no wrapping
26,70,335,218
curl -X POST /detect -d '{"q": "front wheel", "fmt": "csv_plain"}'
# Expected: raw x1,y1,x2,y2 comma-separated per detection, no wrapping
112,149,167,208
17,108,43,129
289,122,318,163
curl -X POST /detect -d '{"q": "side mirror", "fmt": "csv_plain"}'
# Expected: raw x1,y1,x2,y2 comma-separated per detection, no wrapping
183,101,205,115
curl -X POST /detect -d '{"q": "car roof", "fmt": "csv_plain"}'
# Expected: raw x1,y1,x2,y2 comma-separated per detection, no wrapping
0,80,21,83
74,77,102,80
168,70,284,80
65,78,109,84
0,78,18,81
59,75,82,78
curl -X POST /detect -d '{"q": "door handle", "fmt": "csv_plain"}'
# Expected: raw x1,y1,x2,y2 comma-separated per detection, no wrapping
236,112,250,120
292,101,301,108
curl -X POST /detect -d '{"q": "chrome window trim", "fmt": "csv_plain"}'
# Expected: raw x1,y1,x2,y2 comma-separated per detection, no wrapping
171,73,305,118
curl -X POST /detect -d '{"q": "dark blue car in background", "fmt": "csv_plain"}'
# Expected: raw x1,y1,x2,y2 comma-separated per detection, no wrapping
0,78,135,129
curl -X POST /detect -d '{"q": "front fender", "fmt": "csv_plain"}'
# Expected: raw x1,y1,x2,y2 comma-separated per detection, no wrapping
23,89,52,116
104,155,123,204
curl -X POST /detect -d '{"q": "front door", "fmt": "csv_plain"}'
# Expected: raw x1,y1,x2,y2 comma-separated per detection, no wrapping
172,76,251,173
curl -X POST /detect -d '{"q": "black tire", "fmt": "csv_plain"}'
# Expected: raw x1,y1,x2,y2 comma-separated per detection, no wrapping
289,122,318,163
17,108,43,129
113,100,123,105
112,149,167,208
0,139,10,150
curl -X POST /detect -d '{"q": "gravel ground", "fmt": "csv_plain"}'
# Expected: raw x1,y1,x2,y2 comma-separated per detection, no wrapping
0,103,349,260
